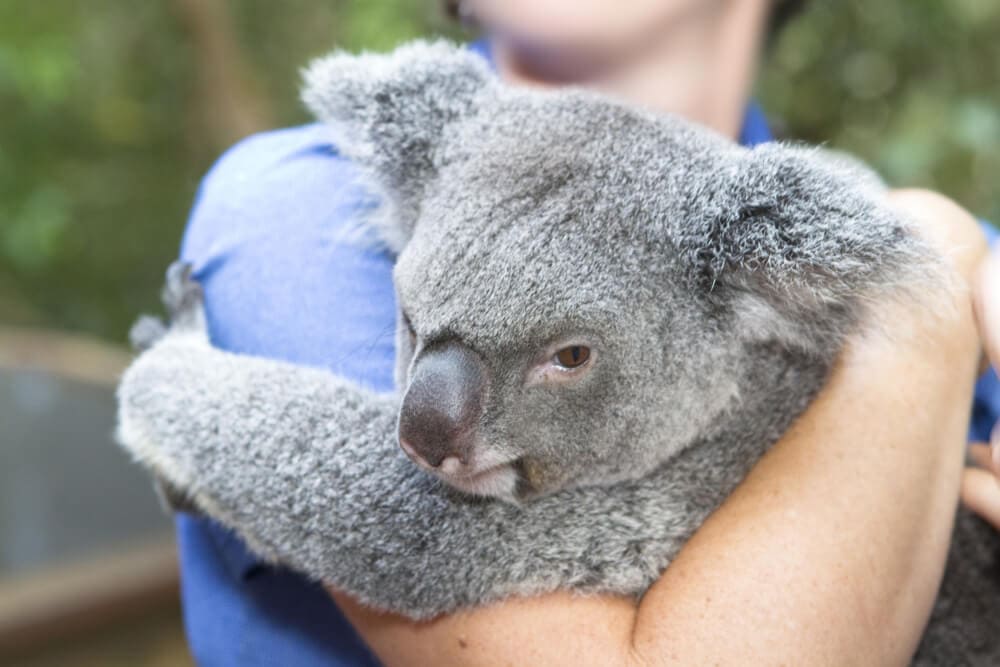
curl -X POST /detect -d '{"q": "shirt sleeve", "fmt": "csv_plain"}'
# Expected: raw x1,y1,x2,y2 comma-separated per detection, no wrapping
178,123,398,576
169,125,388,667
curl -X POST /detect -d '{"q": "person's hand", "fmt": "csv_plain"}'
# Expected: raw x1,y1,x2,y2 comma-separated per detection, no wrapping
964,251,1000,529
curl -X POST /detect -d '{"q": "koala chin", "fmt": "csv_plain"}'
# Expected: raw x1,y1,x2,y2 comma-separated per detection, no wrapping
434,457,521,501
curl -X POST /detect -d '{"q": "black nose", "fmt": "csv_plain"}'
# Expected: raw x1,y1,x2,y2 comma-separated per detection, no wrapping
398,342,486,468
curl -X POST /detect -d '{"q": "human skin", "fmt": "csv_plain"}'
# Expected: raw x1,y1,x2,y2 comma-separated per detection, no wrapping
964,254,1000,528
482,0,767,138
318,1,991,663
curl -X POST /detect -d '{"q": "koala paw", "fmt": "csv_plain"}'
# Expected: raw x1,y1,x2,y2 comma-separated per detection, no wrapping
161,261,208,334
153,474,202,516
129,315,168,352
128,262,208,351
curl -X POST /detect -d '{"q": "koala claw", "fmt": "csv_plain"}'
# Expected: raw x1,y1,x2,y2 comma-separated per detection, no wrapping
153,474,203,516
161,261,207,334
128,314,168,352
128,262,207,351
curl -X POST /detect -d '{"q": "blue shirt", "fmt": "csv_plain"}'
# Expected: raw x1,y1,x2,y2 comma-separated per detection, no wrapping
176,60,1000,667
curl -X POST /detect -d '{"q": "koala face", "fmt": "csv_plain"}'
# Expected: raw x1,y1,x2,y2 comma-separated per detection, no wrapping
393,226,650,500
303,41,928,503
393,237,669,502
388,101,744,502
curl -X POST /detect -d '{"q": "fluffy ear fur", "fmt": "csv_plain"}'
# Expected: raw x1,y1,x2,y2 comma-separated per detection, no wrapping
301,40,496,250
679,143,937,346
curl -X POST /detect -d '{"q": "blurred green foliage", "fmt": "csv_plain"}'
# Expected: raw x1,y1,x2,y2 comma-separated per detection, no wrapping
0,0,450,340
0,0,997,342
760,0,1000,223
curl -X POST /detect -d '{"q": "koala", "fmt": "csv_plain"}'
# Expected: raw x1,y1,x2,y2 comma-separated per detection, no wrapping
117,41,1000,664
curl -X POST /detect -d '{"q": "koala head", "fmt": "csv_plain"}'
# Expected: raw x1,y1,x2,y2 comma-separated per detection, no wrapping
302,41,930,503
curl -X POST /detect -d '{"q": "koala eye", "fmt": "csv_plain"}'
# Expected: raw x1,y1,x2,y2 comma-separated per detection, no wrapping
554,345,591,369
526,341,596,386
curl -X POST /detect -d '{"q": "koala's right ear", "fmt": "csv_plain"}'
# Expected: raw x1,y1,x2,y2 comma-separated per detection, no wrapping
302,40,497,250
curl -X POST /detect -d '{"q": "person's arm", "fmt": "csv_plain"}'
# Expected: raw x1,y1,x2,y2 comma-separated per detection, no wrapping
963,248,1000,527
328,189,987,667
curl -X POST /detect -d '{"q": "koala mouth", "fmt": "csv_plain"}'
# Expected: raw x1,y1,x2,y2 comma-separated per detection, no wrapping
435,459,521,501
398,435,522,501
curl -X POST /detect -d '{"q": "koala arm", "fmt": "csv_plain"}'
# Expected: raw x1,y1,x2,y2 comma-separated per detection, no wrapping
119,329,711,618
118,266,701,618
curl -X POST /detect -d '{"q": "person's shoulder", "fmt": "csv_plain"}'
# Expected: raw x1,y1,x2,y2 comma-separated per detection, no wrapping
177,124,397,380
202,123,346,185
182,123,374,258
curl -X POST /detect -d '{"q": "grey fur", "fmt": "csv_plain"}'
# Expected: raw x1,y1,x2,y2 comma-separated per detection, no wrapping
117,41,1000,664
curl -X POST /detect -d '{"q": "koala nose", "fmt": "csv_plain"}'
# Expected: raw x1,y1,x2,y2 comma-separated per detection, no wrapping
398,342,487,469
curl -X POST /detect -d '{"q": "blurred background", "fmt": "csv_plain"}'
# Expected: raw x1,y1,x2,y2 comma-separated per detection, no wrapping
0,0,996,664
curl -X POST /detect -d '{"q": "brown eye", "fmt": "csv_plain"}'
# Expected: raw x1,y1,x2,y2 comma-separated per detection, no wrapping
554,345,590,369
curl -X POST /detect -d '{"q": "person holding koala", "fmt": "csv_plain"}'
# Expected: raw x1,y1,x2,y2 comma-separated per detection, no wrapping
152,1,997,665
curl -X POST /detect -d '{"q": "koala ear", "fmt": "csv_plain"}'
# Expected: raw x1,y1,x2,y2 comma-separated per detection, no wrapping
681,143,935,345
301,40,496,250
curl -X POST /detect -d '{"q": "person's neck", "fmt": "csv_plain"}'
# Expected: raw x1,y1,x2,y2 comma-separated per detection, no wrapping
491,1,768,140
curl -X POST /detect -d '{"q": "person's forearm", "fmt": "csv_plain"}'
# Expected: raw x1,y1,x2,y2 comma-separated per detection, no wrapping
631,326,977,665
634,190,990,666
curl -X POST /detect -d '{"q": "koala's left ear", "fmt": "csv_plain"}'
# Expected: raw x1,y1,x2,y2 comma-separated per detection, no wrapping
302,40,497,250
679,143,935,338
